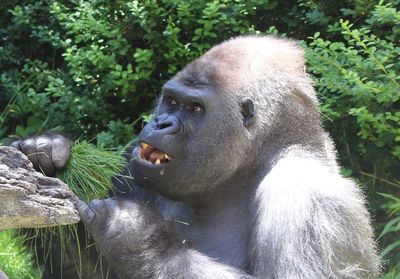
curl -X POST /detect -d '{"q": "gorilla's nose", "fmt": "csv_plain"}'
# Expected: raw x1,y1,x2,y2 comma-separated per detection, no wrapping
154,114,181,135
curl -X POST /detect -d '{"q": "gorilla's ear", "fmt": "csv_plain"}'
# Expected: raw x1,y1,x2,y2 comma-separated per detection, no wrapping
240,97,255,127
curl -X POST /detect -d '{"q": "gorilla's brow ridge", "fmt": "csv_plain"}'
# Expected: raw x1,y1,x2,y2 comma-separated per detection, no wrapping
181,72,209,88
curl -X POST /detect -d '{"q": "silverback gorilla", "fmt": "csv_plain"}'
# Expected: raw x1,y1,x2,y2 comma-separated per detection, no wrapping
13,36,380,278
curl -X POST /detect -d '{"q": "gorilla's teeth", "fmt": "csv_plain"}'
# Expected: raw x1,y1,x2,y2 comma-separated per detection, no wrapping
141,142,150,150
155,159,161,165
164,154,169,160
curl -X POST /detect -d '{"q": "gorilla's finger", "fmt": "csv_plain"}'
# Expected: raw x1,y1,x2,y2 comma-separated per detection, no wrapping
89,199,110,216
20,138,39,169
52,135,72,170
36,136,56,176
75,200,97,225
10,140,21,150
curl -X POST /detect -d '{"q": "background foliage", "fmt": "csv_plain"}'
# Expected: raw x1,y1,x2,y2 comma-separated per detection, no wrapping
0,230,39,278
0,0,399,277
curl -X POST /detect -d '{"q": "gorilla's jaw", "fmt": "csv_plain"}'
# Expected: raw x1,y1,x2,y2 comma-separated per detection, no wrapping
130,137,241,202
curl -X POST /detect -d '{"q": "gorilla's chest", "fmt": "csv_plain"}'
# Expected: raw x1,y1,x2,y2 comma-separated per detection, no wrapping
186,219,249,268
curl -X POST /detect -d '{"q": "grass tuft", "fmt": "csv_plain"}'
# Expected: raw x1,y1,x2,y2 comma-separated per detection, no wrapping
0,230,41,279
57,140,127,201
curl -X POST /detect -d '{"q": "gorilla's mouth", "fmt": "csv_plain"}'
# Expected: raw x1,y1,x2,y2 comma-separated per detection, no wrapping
139,142,171,165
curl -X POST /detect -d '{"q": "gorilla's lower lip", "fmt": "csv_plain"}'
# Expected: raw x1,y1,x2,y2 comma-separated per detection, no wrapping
138,142,171,165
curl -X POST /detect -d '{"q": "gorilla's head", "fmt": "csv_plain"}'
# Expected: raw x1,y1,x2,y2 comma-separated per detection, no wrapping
131,36,323,201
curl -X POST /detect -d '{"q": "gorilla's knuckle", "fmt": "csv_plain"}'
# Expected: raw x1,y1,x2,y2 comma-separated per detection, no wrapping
89,199,104,210
14,133,72,175
21,138,36,152
10,140,21,150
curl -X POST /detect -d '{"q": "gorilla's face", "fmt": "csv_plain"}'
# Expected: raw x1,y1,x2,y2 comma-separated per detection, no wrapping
131,61,254,200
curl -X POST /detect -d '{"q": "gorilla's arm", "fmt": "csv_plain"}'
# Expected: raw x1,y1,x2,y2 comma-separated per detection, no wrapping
76,198,252,279
249,156,379,278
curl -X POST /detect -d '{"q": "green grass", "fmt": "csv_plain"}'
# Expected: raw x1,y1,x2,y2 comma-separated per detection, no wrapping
0,230,41,279
57,140,127,201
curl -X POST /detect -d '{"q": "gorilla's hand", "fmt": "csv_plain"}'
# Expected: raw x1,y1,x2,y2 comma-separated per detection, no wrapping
76,198,172,278
11,132,72,176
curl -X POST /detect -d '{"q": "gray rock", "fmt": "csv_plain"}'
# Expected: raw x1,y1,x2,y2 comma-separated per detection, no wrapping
0,146,80,229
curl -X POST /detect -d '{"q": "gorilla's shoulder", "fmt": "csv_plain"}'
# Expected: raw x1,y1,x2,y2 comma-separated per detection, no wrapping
258,156,360,198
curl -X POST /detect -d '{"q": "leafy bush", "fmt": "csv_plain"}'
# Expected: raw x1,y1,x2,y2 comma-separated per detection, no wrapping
2,0,369,145
0,0,310,147
307,1,400,274
378,193,400,277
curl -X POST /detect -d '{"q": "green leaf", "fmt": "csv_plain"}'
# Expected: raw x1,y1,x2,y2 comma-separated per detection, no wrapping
380,240,400,258
378,216,400,240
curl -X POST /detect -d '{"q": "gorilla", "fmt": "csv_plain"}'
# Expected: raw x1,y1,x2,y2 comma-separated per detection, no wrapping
12,36,380,278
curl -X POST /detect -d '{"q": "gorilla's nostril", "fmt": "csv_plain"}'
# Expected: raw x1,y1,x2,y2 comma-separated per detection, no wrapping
153,113,180,134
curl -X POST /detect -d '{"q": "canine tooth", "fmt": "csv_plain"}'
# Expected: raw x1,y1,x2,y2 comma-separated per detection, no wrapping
141,142,149,149
164,154,169,159
155,159,161,165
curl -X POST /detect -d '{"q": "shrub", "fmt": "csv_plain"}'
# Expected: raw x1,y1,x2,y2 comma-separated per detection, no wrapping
0,0,305,147
307,1,400,273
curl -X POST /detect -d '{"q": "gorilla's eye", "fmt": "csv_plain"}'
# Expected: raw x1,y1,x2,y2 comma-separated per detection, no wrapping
190,103,203,113
167,97,177,106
